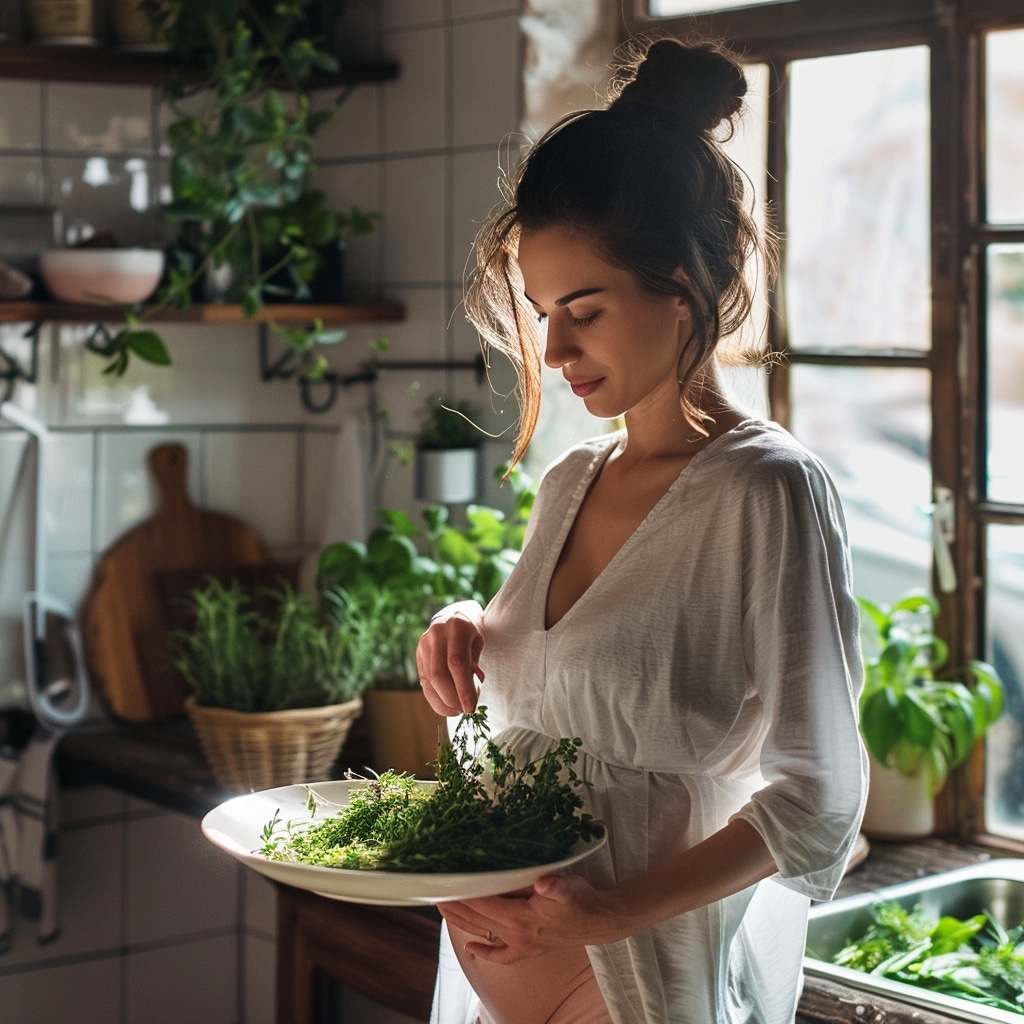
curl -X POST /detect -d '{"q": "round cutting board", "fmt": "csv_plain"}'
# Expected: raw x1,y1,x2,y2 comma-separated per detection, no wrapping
82,442,270,722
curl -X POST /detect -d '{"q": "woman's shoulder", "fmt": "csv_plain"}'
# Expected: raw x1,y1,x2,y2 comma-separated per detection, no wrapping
540,431,622,483
711,418,827,474
702,419,840,505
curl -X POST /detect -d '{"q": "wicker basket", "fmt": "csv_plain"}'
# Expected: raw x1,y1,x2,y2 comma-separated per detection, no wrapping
185,696,363,792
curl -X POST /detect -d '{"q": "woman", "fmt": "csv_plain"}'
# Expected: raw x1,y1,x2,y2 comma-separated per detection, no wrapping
416,38,867,1024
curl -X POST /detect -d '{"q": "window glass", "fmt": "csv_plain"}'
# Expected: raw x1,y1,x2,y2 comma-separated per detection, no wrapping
985,524,1024,839
788,365,932,602
986,245,1024,503
786,47,930,351
985,29,1024,225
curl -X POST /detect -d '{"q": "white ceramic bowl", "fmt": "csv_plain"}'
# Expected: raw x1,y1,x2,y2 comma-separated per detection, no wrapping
39,248,165,305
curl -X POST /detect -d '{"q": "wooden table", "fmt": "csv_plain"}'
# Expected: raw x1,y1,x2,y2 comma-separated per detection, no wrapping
55,719,1009,1024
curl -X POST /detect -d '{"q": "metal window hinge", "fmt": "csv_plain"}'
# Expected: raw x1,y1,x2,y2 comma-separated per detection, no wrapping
930,485,957,594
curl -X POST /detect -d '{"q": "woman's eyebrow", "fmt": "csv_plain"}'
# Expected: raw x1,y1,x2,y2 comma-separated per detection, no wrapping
523,287,604,306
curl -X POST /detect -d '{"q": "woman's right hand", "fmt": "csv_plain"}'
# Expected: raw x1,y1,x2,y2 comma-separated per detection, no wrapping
415,600,485,715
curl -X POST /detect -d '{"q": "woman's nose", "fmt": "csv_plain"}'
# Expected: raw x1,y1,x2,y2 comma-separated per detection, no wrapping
542,317,578,369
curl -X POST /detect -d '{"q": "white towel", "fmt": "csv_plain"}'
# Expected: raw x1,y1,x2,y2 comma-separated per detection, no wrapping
0,727,62,952
320,409,385,546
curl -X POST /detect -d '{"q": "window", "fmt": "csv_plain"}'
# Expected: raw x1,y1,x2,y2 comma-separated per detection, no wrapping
628,0,1024,844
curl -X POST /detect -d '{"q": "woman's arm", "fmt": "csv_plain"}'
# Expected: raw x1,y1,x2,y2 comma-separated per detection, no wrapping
438,817,778,964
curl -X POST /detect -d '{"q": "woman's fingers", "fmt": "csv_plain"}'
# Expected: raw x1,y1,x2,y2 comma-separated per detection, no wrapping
416,603,485,714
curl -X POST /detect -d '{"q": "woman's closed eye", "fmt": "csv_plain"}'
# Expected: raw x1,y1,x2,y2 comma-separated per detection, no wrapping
534,309,600,328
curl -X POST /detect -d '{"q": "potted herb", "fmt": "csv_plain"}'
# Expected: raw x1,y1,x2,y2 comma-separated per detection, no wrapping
857,590,1005,838
315,467,535,775
414,397,483,504
172,577,366,791
92,0,381,378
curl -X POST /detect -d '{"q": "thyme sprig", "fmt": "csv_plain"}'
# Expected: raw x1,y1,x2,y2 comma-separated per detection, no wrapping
260,707,605,873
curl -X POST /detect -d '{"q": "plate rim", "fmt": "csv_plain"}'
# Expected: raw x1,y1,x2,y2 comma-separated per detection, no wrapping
201,777,607,905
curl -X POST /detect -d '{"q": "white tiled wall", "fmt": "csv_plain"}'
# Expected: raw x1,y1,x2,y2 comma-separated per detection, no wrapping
0,1,523,1020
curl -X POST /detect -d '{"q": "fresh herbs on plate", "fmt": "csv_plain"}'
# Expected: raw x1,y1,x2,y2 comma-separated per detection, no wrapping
825,899,1024,1012
259,707,605,873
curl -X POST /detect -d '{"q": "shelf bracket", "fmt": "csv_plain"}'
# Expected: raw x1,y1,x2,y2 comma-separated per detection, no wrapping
258,324,299,381
258,323,489,415
0,324,40,404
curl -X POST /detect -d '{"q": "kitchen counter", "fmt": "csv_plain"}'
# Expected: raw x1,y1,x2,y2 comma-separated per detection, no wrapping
56,720,1011,1024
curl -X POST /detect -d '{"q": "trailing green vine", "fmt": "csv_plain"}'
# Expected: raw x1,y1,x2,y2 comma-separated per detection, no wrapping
96,0,379,376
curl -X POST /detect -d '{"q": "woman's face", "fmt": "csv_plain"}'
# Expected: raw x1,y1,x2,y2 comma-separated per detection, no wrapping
517,225,690,422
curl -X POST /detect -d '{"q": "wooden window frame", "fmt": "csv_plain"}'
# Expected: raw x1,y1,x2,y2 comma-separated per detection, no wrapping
624,0,1024,846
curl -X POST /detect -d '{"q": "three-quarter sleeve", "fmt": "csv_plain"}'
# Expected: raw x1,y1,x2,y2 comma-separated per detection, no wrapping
729,453,868,901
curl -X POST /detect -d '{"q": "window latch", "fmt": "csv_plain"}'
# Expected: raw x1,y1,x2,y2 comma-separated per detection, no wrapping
930,486,957,594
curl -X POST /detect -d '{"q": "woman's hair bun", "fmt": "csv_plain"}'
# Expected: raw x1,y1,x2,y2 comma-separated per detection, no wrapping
610,38,747,135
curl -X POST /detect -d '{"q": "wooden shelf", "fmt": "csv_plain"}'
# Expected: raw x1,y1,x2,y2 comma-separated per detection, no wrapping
0,44,398,87
0,300,405,326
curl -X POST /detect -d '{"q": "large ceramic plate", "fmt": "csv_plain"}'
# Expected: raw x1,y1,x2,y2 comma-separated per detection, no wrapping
201,779,606,906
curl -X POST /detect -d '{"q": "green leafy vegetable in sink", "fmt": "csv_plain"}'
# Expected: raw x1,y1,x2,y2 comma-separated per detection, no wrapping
828,900,1024,1012
259,706,605,873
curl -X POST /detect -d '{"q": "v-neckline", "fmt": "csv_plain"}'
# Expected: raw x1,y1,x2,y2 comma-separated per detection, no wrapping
541,434,686,633
539,421,753,632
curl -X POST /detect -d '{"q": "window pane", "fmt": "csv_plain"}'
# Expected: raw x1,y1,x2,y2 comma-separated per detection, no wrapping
986,245,1024,503
985,29,1024,225
786,47,930,351
984,524,1024,840
788,365,931,601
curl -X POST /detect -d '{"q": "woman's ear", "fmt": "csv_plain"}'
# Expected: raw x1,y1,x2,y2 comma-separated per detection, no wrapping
671,267,692,320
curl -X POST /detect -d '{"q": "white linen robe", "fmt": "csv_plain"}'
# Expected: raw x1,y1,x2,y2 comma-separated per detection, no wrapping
431,419,868,1024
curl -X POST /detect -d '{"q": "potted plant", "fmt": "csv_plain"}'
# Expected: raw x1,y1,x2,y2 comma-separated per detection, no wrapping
857,590,1005,838
414,397,483,504
90,0,380,378
316,467,535,775
172,577,366,791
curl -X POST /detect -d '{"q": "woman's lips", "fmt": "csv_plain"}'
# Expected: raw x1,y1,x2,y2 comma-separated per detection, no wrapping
568,378,603,397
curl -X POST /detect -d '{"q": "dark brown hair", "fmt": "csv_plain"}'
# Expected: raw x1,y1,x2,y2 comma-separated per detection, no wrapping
465,37,773,467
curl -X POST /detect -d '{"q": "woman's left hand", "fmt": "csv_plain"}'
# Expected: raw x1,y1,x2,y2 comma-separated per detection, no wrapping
437,874,634,964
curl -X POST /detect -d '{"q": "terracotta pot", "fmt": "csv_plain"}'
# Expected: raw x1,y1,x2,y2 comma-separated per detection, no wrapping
861,756,935,840
363,688,448,779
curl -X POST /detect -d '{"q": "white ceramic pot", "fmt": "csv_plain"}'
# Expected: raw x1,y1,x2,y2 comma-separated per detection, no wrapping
39,248,164,305
415,448,479,504
861,757,935,840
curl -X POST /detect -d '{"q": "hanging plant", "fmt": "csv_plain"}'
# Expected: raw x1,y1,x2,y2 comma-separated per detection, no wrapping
91,0,380,376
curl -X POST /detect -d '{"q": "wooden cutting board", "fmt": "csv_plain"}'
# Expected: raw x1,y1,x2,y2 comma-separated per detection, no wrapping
82,442,271,722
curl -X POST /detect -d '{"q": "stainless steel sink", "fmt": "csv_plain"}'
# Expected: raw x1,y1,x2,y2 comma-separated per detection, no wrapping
804,858,1024,1023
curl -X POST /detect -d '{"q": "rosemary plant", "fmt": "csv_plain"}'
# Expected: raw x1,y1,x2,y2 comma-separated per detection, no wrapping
172,577,365,712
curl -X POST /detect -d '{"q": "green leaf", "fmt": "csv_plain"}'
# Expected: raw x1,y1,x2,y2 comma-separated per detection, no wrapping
241,288,263,318
124,330,172,366
967,660,1005,728
377,509,420,537
860,687,904,764
366,532,418,580
435,528,482,570
903,687,939,748
101,349,130,376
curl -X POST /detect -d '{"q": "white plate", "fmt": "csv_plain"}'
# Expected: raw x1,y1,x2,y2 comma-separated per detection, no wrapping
201,779,606,906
